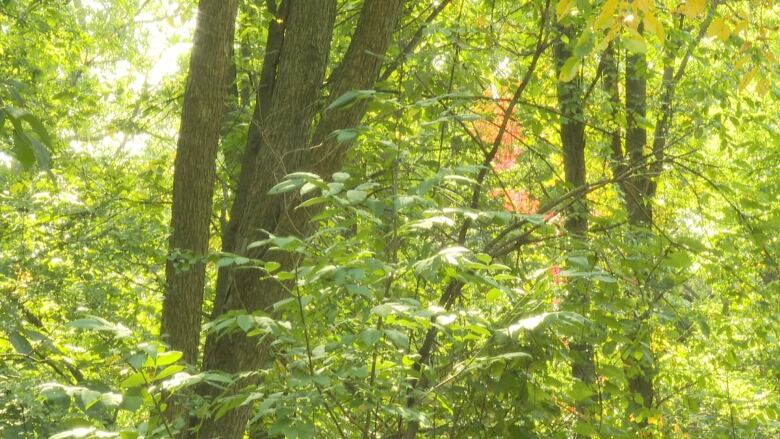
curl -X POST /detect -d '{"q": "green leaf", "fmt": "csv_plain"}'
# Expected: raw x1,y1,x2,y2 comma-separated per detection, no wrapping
300,181,320,196
217,255,250,267
268,179,303,195
624,34,647,54
120,371,149,388
573,30,594,58
326,90,375,110
335,128,361,143
504,312,586,337
68,316,131,338
161,371,204,391
99,392,123,408
150,350,182,367
50,427,107,439
79,388,102,409
346,189,367,204
237,314,254,332
568,256,589,268
486,288,502,303
371,302,410,318
666,251,692,268
332,172,350,182
384,329,409,349
12,131,36,168
8,331,33,355
281,172,317,180
556,0,576,20
154,364,185,381
559,56,581,82
17,112,53,148
361,328,382,346
492,352,532,362
570,381,594,400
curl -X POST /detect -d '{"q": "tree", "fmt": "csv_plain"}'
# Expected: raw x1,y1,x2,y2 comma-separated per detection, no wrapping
161,0,239,431
192,0,408,436
2,1,780,438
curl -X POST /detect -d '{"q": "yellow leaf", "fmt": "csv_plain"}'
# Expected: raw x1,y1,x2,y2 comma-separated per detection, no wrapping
738,67,757,91
682,0,706,18
732,20,748,35
604,24,621,44
764,50,776,64
634,0,653,13
644,12,666,41
596,24,621,52
647,414,664,426
756,79,770,97
707,18,730,42
594,0,619,30
556,0,576,20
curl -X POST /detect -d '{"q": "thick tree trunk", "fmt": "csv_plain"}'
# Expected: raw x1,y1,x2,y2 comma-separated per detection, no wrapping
554,17,595,418
220,0,288,261
196,2,338,437
162,0,239,364
160,0,238,432
196,1,407,437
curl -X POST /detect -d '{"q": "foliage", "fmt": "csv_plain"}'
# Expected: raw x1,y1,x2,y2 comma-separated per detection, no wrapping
1,0,779,438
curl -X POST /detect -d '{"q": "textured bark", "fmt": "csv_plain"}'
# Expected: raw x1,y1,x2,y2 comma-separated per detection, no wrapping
554,28,587,237
162,0,239,377
624,32,651,226
161,0,239,434
623,29,657,415
221,0,288,260
604,44,641,217
379,0,452,83
196,2,337,437
603,39,659,426
554,17,595,419
196,1,406,437
623,3,720,418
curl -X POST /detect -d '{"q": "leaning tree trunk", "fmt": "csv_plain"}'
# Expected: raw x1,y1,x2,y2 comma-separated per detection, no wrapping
196,1,407,437
554,16,595,420
160,0,238,432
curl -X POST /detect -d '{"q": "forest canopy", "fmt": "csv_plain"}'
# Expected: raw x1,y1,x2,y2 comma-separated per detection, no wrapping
1,0,779,438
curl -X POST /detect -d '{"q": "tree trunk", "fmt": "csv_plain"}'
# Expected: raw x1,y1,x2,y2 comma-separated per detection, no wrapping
623,26,656,418
554,16,595,419
160,0,238,432
624,32,651,226
196,1,407,436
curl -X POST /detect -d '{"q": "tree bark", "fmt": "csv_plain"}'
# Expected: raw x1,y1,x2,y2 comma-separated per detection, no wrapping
162,0,239,364
622,26,657,416
620,3,720,421
624,29,651,227
161,0,239,431
554,15,595,421
196,2,337,437
196,1,407,436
